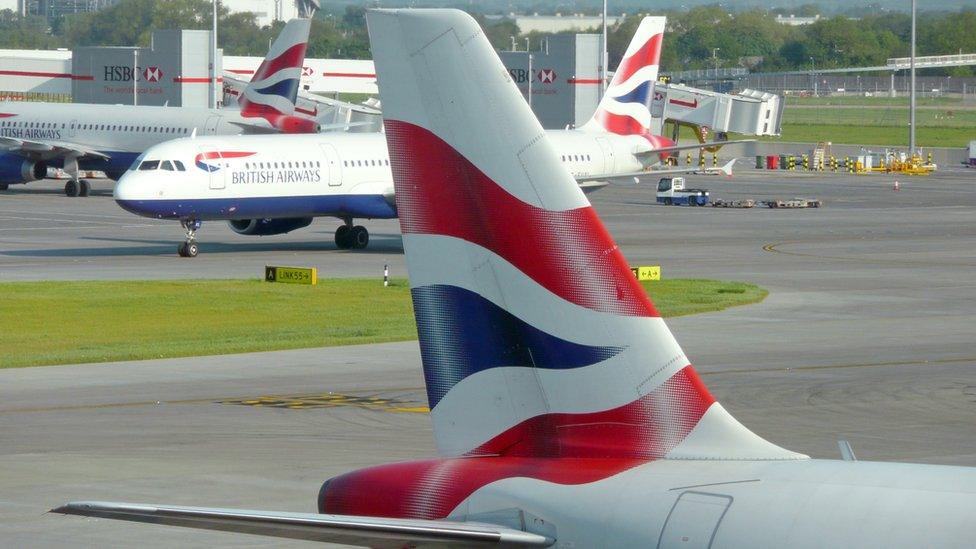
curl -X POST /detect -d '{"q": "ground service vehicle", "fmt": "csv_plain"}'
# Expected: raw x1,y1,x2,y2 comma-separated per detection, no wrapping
657,176,709,206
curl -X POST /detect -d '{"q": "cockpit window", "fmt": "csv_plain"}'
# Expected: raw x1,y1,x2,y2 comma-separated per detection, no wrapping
173,160,185,171
138,160,160,171
160,161,174,171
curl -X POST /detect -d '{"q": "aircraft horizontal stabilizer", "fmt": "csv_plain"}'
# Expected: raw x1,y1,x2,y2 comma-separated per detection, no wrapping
637,139,755,157
52,501,555,548
576,158,737,185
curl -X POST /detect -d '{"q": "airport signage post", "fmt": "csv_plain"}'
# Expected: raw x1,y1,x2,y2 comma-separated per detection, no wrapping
631,265,661,281
265,266,318,285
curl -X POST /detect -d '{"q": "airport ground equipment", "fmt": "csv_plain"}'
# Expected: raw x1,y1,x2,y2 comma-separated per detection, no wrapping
652,84,784,138
712,198,756,208
656,177,709,206
767,198,822,208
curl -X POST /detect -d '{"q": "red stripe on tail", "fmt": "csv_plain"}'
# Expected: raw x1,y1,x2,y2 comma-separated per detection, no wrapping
387,119,659,318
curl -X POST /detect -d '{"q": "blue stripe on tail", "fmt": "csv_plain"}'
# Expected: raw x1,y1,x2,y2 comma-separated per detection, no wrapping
612,80,654,106
254,78,301,102
412,285,624,409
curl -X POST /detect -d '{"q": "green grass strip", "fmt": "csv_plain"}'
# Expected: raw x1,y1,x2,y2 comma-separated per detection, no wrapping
0,278,767,369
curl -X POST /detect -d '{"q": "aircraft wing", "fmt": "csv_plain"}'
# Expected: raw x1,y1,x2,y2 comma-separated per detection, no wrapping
576,159,737,185
0,136,110,160
635,139,755,158
52,501,554,548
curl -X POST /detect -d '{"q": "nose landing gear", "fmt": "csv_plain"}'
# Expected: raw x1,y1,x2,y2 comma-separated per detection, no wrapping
178,219,201,258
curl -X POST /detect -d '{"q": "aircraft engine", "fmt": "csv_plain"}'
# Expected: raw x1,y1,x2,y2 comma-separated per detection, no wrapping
228,217,314,236
0,158,46,183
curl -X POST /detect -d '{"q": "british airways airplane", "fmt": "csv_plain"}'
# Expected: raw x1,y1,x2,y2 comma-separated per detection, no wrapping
0,18,318,197
114,16,739,257
54,10,976,547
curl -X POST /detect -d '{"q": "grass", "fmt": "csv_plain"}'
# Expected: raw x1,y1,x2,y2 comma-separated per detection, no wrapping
768,124,972,148
0,278,767,369
640,278,767,318
667,96,975,148
785,96,966,107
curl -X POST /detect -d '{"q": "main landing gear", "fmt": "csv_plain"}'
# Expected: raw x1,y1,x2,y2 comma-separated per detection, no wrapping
334,219,369,250
64,179,90,197
178,219,201,258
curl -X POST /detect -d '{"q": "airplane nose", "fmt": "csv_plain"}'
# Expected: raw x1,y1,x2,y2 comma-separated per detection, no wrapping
113,171,156,217
113,171,139,201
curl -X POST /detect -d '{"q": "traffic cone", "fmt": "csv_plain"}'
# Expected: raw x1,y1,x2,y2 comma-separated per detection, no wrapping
893,180,900,191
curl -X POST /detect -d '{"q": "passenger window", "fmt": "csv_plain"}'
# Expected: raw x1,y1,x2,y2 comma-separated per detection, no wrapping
174,160,185,171
139,160,159,171
161,161,174,171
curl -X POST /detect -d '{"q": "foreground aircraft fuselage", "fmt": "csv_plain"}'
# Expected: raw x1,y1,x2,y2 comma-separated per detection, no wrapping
115,129,650,221
320,457,976,546
113,129,657,256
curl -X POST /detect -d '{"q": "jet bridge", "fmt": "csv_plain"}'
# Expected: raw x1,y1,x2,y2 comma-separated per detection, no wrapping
648,83,783,137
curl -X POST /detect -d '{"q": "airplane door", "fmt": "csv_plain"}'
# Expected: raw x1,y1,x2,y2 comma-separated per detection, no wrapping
68,119,78,138
595,136,615,174
657,491,732,549
205,115,222,136
318,143,342,187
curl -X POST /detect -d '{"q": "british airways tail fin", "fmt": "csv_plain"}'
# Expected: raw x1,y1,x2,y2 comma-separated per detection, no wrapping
239,18,311,118
582,16,665,136
368,9,803,462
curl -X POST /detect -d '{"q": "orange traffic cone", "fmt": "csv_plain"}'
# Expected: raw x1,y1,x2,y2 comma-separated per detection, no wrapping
893,180,900,191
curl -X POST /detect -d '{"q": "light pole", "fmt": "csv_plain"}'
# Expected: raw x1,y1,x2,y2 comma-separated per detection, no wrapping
809,56,817,96
600,0,607,96
712,48,720,70
909,0,916,155
211,0,218,109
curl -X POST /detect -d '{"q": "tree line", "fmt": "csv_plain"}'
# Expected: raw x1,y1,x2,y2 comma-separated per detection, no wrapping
0,2,972,76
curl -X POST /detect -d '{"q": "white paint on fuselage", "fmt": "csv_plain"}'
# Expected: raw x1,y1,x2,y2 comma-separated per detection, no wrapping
454,458,976,547
115,129,655,214
0,101,266,157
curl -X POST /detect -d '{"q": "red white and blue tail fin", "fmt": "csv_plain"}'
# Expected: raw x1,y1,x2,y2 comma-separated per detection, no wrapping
369,9,803,461
239,18,310,119
582,16,664,137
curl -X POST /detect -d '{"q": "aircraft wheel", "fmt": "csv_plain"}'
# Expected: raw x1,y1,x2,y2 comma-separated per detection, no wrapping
185,241,199,258
334,225,352,249
350,225,369,249
78,180,90,197
65,180,79,197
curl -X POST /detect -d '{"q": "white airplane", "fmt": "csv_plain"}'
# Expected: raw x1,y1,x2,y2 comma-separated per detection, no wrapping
114,15,738,257
0,19,319,197
54,9,976,547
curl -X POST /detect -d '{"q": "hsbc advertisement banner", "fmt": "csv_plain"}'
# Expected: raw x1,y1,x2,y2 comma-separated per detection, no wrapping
499,33,601,130
71,31,218,107
72,46,181,106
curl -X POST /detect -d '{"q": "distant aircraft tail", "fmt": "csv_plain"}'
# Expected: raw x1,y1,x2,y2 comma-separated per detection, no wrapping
239,18,310,120
582,16,666,142
369,9,803,462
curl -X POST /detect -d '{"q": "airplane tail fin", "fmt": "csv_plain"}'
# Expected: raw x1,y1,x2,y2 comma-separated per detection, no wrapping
581,16,665,136
368,9,803,461
239,18,311,118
